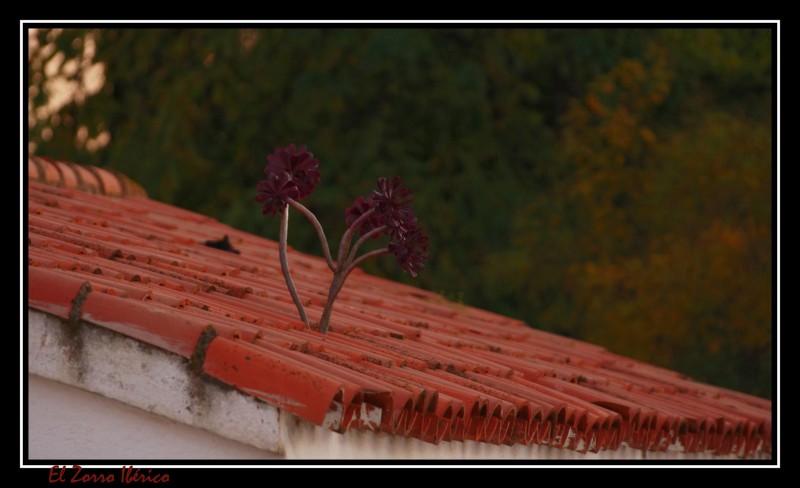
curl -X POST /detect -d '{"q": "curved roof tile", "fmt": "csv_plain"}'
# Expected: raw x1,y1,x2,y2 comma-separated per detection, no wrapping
28,155,147,197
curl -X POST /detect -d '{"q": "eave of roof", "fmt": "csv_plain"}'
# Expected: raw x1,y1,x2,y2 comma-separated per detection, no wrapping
25,157,773,458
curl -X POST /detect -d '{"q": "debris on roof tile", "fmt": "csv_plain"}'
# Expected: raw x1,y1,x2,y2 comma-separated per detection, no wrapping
204,235,241,254
25,162,772,458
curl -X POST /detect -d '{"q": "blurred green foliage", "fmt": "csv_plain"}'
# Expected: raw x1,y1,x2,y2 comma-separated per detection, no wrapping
27,27,773,398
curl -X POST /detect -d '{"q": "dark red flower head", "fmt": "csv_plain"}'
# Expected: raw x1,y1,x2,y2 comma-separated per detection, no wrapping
256,171,300,217
374,176,412,205
345,176,419,239
345,195,382,237
264,144,320,199
388,227,430,277
373,176,417,237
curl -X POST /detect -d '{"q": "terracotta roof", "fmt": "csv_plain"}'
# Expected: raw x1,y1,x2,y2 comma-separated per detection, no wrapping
26,159,772,458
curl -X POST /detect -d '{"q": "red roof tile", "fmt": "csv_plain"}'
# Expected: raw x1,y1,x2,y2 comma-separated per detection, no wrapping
25,167,772,458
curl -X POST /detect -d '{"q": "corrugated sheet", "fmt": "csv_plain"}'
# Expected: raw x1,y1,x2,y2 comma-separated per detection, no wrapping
25,168,772,458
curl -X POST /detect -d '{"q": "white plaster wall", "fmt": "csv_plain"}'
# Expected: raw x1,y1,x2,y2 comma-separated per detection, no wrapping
27,309,283,459
28,375,280,460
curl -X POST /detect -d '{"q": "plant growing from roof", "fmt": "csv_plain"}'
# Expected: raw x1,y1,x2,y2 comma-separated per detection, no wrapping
256,144,430,334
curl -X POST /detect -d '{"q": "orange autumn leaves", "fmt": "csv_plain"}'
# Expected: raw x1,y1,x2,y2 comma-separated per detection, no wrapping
510,46,771,393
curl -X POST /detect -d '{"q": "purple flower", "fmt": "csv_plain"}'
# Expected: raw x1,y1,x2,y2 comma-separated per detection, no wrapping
265,144,320,199
345,176,418,238
345,195,382,237
389,227,430,277
372,176,418,237
256,171,300,216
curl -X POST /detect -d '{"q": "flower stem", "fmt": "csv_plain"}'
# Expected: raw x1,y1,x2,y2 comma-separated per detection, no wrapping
279,206,310,328
317,246,391,335
287,198,336,272
317,273,346,335
347,247,391,273
345,225,388,268
337,207,376,268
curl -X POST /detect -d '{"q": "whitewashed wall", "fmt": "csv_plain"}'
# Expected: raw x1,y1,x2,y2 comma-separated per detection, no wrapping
28,375,280,459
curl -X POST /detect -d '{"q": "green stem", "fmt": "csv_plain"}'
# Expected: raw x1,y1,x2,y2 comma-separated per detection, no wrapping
279,205,309,328
337,207,376,269
317,272,346,335
287,198,336,272
317,247,391,335
345,225,388,268
347,248,391,274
